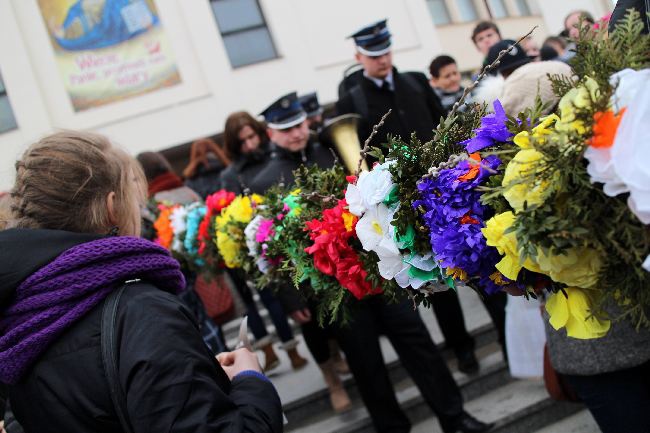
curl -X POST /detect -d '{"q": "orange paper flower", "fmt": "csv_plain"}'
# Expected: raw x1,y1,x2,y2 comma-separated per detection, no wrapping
590,108,626,149
457,153,482,182
154,205,178,250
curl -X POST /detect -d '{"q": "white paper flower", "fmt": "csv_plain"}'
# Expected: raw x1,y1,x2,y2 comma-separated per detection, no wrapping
643,255,650,272
356,204,397,252
611,69,650,223
345,183,365,216
610,68,640,112
375,241,404,279
244,215,265,257
169,206,188,252
346,161,395,216
393,253,450,291
585,68,650,224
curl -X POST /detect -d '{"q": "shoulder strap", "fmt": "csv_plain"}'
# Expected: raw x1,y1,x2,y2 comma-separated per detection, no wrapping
101,285,134,433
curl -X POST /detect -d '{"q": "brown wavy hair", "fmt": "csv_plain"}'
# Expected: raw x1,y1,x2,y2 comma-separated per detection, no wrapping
223,111,267,158
11,131,146,235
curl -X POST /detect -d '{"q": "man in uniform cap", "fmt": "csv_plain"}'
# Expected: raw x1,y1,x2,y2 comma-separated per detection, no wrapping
249,92,334,192
249,92,353,414
333,20,493,433
298,92,325,132
336,19,445,151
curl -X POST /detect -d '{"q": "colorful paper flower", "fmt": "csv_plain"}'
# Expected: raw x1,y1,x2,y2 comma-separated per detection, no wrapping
585,69,650,224
546,287,611,339
482,211,538,280
416,153,505,293
153,205,178,250
460,100,512,153
345,161,395,216
355,203,398,254
534,247,602,289
305,199,381,300
555,76,600,134
216,194,264,268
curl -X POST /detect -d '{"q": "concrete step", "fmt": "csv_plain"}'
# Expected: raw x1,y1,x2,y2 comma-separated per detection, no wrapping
532,410,600,433
295,374,584,433
282,326,500,430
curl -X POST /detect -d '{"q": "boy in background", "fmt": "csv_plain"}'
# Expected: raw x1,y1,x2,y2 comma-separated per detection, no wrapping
429,55,465,113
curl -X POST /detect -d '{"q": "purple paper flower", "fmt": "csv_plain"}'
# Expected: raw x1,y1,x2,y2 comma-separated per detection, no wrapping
460,100,512,153
414,154,506,294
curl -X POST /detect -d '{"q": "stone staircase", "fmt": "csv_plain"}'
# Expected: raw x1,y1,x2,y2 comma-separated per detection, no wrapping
220,286,601,433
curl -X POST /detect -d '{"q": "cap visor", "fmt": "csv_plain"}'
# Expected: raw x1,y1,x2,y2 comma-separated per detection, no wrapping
267,112,307,130
357,41,391,57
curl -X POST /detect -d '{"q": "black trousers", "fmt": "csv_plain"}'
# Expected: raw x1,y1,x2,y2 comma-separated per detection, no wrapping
301,300,336,364
431,288,507,355
301,319,335,364
565,360,650,433
336,297,464,433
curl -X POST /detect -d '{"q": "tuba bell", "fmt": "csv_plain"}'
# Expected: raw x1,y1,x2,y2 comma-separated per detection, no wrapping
321,114,369,174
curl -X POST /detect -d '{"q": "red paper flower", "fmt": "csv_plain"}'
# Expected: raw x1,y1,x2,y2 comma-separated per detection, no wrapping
305,199,381,299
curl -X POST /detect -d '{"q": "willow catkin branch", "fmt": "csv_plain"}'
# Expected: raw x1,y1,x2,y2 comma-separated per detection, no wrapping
355,109,392,176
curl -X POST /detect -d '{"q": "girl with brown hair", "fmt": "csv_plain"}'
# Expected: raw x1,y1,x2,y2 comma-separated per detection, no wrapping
0,131,282,433
219,111,270,194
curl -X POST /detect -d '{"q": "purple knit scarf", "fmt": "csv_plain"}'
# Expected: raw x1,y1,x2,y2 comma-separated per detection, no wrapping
0,236,185,385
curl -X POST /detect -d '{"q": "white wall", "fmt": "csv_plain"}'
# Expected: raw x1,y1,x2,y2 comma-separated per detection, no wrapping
0,0,611,191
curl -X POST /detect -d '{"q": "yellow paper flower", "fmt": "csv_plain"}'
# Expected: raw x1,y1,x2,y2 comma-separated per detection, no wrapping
505,115,561,212
546,287,611,339
513,114,560,149
535,247,602,289
214,195,264,268
555,77,600,134
482,212,540,280
216,232,242,268
502,148,553,212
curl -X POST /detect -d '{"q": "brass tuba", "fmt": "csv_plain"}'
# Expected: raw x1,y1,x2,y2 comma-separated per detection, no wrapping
321,114,369,173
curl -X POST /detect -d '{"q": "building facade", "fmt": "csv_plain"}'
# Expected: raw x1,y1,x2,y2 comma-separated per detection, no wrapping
0,0,614,190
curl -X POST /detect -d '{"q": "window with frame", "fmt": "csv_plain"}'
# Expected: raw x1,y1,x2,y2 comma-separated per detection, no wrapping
427,0,452,25
487,0,509,18
457,0,479,22
0,72,17,134
515,0,532,16
209,0,278,68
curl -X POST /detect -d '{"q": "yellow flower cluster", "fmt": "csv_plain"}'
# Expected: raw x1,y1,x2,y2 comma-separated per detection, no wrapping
555,77,600,134
502,115,559,212
482,211,607,339
215,194,264,268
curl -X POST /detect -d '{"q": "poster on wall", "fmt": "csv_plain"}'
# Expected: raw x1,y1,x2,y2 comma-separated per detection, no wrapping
37,0,182,112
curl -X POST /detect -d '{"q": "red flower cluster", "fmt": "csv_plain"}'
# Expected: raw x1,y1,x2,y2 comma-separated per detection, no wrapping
198,190,236,255
305,199,382,300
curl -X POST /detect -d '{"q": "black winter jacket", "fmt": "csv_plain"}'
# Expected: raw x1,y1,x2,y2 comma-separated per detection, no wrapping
185,157,228,199
0,229,282,433
248,139,335,195
335,68,445,152
219,145,271,195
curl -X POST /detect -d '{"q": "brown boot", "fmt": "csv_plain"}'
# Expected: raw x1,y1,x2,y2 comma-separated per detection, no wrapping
328,339,350,375
261,343,280,372
319,360,352,413
286,347,308,370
